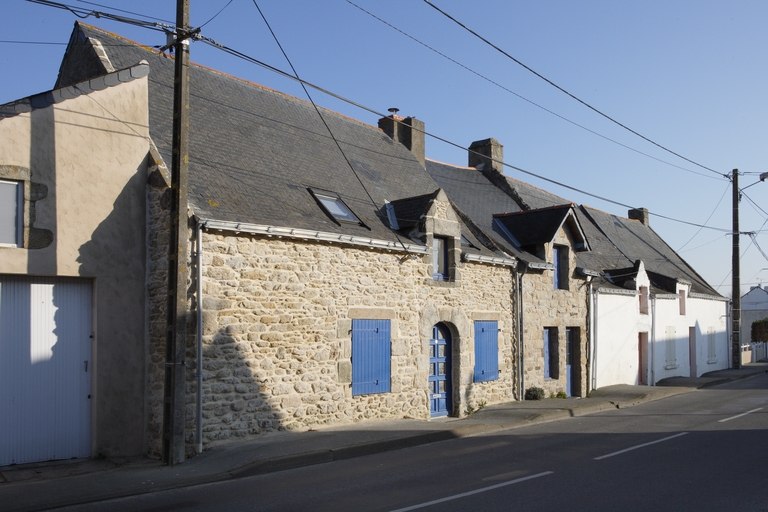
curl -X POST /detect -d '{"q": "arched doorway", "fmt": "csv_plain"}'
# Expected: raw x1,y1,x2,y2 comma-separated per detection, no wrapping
429,323,452,417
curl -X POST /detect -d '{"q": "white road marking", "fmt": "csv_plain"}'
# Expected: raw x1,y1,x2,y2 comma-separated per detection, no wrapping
594,432,689,460
718,407,763,423
388,471,554,512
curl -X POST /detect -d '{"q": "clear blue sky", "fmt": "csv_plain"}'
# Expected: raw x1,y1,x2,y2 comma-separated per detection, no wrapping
4,0,768,296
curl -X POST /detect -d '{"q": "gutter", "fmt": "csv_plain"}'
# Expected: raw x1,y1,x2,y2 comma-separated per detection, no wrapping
201,219,429,254
462,253,517,268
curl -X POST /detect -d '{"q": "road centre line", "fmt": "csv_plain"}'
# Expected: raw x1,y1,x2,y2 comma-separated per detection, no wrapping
388,471,554,512
718,407,763,423
594,432,689,461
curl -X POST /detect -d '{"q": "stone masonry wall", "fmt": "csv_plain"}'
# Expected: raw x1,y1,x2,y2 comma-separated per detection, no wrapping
143,187,519,454
523,227,589,397
184,232,516,449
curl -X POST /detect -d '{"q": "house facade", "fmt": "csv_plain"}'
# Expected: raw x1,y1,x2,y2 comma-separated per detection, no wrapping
742,285,768,347
0,20,730,465
582,207,729,386
0,62,151,465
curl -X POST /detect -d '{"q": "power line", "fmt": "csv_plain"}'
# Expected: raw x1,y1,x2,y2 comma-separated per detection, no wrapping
422,0,726,179
0,40,67,45
73,0,174,23
346,0,721,182
30,0,736,235
199,0,234,29
195,34,734,234
677,182,730,251
27,0,173,32
249,1,413,253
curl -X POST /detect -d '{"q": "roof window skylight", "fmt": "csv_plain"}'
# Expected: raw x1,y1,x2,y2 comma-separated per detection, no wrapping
310,189,362,225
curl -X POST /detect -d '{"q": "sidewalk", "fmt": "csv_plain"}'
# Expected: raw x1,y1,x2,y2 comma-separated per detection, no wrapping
2,362,766,512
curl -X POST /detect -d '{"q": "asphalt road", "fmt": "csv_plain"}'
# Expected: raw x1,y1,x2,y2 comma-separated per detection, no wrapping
57,374,768,512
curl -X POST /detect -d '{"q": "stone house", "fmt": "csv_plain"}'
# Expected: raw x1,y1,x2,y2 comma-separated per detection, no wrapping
0,62,152,465
1,19,729,465
53,22,523,458
426,138,728,392
426,141,592,398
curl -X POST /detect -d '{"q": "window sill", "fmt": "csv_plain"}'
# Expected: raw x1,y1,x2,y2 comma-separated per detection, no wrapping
664,364,679,370
425,278,459,288
707,359,718,364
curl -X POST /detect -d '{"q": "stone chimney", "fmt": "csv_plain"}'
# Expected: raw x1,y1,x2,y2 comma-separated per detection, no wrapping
378,113,425,167
629,208,649,226
468,138,504,175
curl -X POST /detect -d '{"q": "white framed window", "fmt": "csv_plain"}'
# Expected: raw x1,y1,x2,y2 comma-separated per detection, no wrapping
665,326,678,369
0,180,22,247
707,327,717,364
433,236,448,281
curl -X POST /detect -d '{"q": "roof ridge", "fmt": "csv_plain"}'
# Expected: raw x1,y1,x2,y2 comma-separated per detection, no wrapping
76,22,380,132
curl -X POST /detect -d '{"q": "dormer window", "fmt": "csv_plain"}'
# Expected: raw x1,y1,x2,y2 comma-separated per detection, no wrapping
309,189,362,225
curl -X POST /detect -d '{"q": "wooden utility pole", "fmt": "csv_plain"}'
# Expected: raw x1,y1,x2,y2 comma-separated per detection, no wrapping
732,169,741,369
163,0,191,465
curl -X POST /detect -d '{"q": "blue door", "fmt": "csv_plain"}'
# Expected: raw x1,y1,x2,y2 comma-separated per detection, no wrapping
429,324,452,417
565,328,574,397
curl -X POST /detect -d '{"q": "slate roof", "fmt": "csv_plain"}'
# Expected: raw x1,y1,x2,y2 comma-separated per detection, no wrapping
493,204,586,249
56,23,440,245
581,206,718,295
425,160,546,265
505,175,570,210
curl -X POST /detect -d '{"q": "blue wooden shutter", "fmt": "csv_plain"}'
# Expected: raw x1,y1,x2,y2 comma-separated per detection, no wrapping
474,321,498,382
543,328,551,379
351,319,391,395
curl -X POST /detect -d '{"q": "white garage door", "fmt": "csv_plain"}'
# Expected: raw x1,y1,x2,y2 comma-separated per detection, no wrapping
0,275,92,466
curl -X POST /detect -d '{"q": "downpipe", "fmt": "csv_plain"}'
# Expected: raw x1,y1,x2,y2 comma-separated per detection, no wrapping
196,220,204,454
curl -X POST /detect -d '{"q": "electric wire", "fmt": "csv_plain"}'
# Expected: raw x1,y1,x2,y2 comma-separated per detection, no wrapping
741,189,768,219
189,34,735,234
28,0,742,236
199,0,234,29
249,1,413,254
422,0,726,179
0,40,67,45
73,0,174,24
345,0,720,182
27,0,173,31
677,182,731,251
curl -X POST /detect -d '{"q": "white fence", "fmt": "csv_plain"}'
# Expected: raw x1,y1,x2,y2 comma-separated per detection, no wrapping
749,342,767,362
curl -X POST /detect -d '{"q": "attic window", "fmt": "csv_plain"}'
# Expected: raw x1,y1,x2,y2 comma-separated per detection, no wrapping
310,189,362,225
